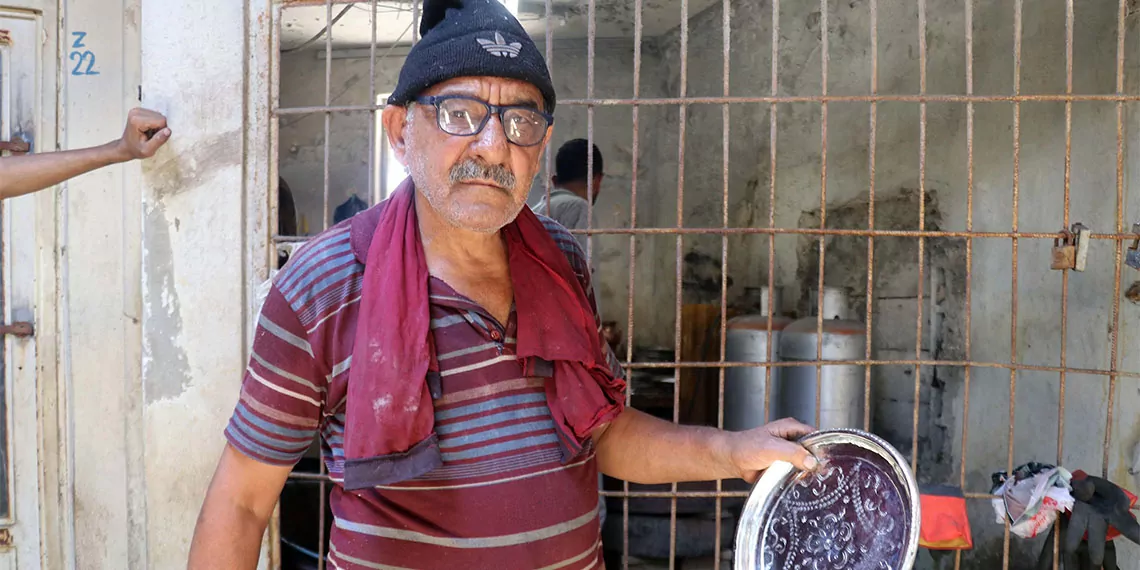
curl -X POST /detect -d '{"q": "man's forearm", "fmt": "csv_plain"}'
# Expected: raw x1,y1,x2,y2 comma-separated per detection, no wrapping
187,499,268,570
593,408,737,484
0,141,128,199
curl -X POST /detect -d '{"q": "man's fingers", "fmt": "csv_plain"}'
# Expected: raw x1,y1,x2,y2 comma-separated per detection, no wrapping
765,437,818,471
766,417,815,441
140,128,172,156
128,108,169,132
132,115,168,132
1086,514,1107,565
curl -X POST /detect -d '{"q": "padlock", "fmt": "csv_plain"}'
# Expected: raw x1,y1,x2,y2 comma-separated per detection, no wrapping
1126,223,1140,271
1051,229,1076,271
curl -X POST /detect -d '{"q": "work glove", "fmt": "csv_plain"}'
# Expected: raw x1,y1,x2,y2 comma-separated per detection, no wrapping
1037,519,1119,570
1045,474,1139,570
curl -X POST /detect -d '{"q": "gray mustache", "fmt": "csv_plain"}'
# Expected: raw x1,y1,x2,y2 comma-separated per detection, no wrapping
449,159,517,189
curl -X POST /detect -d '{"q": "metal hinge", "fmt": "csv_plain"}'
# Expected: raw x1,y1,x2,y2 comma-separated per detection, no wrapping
0,322,34,337
0,136,30,154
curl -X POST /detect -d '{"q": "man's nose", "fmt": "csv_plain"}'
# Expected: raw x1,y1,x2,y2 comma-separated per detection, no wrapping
470,114,511,163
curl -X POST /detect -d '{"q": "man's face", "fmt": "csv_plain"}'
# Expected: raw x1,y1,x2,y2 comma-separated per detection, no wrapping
383,76,552,234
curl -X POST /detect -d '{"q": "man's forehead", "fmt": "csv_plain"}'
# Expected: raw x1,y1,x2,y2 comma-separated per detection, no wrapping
425,77,545,107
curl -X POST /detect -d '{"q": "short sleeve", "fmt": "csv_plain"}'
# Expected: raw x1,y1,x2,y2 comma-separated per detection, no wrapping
543,219,626,382
224,286,326,466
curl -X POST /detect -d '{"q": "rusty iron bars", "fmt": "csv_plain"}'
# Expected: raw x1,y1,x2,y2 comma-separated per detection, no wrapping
269,0,1136,569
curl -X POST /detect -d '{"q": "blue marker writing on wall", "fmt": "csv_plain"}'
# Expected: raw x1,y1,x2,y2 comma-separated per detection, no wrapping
70,32,99,76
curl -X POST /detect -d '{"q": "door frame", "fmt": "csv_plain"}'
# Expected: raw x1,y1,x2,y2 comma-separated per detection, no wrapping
0,2,61,569
0,5,53,569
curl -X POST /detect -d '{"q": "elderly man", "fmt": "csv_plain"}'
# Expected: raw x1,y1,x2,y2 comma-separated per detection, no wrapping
188,1,816,568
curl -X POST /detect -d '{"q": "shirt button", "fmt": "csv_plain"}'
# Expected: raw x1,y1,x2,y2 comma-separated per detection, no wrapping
490,331,501,341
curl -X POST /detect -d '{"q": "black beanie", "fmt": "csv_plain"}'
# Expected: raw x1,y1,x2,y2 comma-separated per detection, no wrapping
387,0,556,113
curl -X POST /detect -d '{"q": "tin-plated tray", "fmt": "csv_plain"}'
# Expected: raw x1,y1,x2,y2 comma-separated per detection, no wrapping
734,429,920,570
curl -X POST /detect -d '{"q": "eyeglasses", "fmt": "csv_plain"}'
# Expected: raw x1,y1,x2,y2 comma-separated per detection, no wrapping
414,95,554,147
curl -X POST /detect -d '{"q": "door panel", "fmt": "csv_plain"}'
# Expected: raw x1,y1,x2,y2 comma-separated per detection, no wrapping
0,8,43,570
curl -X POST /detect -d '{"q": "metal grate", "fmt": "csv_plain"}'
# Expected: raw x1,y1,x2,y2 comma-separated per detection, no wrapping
267,0,1139,568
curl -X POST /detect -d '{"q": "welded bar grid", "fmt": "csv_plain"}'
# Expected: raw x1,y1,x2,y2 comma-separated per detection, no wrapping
862,0,878,435
1004,0,1023,563
913,0,928,477
763,0,780,441
1105,0,1127,481
621,0,643,565
713,0,731,566
268,2,1137,569
1051,0,1075,566
813,0,828,434
670,0,689,566
956,1,975,568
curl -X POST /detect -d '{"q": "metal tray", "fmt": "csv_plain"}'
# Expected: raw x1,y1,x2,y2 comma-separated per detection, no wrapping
734,429,920,570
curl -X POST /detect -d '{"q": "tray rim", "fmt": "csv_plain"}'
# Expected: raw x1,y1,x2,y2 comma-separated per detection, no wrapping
733,428,921,570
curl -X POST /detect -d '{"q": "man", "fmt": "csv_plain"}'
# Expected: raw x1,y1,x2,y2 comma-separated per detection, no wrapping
534,138,603,251
188,1,817,568
0,108,170,199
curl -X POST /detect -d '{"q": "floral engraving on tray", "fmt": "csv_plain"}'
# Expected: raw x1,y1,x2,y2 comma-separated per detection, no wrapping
760,445,907,570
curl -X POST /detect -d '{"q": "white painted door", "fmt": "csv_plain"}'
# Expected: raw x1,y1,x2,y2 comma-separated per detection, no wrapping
0,8,44,570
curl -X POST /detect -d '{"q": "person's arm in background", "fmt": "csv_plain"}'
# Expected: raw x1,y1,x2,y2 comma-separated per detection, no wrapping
0,107,170,200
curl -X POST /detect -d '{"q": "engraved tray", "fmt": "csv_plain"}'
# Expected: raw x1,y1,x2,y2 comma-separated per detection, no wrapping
734,429,920,570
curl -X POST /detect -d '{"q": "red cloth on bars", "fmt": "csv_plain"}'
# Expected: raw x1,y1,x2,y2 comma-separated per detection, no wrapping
342,181,626,490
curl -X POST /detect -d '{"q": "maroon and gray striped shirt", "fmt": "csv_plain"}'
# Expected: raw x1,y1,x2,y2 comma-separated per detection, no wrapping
225,210,623,569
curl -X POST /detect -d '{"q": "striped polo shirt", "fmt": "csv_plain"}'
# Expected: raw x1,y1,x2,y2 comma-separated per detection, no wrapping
225,210,623,569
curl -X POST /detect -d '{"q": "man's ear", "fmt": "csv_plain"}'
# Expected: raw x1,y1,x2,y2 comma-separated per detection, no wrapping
382,105,411,168
551,175,560,187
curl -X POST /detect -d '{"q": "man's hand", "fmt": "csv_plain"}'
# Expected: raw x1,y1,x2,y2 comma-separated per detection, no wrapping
724,418,819,483
116,107,171,161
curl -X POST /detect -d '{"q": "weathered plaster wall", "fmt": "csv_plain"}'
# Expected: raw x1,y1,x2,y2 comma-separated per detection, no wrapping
138,0,253,567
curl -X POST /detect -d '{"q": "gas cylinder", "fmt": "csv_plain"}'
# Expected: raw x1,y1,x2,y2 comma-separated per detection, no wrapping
724,288,792,431
775,287,867,430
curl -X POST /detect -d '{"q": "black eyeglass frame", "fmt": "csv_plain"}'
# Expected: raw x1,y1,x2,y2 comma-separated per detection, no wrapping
413,95,555,147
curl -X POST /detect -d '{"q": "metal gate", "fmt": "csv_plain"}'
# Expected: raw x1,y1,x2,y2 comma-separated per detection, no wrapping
267,0,1140,568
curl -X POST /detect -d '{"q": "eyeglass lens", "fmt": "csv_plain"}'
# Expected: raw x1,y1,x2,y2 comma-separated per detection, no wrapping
436,98,548,146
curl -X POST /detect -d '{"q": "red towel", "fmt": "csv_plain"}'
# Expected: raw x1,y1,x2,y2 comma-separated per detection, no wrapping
919,485,973,550
342,181,626,491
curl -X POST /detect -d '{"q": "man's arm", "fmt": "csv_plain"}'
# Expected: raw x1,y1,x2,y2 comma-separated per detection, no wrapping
188,445,292,569
593,411,818,484
189,284,327,568
0,107,170,199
